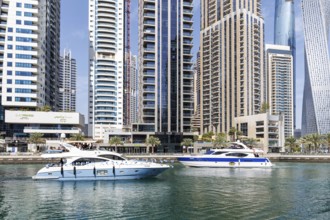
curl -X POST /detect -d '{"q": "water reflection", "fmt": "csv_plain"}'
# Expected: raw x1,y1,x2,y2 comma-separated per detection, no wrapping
0,163,329,219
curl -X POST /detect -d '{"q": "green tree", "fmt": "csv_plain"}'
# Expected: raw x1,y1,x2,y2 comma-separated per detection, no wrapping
212,133,227,148
109,136,123,152
28,133,45,152
201,131,214,142
70,133,85,141
228,127,237,142
285,136,299,152
145,136,161,154
323,133,330,153
181,138,193,153
300,134,323,153
300,135,312,153
243,138,259,148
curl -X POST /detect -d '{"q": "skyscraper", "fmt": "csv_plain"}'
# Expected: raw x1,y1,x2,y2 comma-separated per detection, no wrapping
59,49,76,112
266,44,294,139
0,0,60,136
301,0,330,135
274,0,296,129
200,0,265,134
129,53,138,124
138,0,194,150
88,0,125,139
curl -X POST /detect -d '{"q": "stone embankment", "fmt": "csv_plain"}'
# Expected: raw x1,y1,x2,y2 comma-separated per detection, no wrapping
1,153,330,164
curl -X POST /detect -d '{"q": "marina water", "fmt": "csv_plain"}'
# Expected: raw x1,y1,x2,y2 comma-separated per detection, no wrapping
0,163,330,219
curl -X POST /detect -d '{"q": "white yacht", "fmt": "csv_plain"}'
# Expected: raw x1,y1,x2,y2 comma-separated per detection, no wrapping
178,142,272,168
32,143,170,180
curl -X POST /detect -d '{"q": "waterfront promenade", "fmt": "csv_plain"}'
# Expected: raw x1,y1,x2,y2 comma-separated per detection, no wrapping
1,153,330,164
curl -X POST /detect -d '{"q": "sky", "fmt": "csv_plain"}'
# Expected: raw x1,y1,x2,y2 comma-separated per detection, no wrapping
61,0,304,129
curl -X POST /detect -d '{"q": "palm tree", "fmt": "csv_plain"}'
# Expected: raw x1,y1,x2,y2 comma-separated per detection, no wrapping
308,133,323,153
212,133,227,148
300,134,323,153
70,133,85,141
323,133,330,153
28,133,45,152
145,136,161,154
300,135,312,153
260,102,270,113
181,138,193,153
228,127,237,142
285,136,299,153
109,136,123,152
243,138,259,149
201,131,214,142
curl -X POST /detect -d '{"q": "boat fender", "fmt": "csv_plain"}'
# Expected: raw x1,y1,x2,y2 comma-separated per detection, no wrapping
113,165,116,177
73,166,76,178
93,166,96,177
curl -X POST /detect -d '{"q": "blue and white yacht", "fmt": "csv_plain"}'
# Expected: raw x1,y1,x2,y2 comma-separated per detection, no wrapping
33,143,170,180
178,141,272,168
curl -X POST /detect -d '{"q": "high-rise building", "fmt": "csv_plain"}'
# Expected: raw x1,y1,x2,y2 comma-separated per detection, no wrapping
274,0,296,129
266,44,294,139
138,0,194,149
59,49,76,112
0,0,60,136
88,0,125,139
301,0,330,135
200,0,265,134
129,53,138,124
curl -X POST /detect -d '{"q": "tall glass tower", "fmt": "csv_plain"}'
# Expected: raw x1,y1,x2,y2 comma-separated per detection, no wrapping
274,0,296,129
138,0,194,151
301,0,330,135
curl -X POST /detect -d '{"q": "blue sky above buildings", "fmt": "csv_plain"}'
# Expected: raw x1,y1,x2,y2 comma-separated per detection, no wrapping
61,0,304,129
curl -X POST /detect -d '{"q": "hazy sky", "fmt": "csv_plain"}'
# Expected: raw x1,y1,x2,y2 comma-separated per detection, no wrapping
61,0,304,129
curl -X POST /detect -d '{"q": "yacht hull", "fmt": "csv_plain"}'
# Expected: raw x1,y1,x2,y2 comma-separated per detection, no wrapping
33,165,169,181
178,157,272,168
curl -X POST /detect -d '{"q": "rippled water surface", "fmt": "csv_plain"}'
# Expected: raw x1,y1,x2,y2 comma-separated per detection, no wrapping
0,163,330,219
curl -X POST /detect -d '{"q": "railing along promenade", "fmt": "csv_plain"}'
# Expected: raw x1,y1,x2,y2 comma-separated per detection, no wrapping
2,152,330,164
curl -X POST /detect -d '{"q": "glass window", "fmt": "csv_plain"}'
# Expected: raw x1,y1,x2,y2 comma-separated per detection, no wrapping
8,27,13,32
7,79,12,84
7,36,13,41
7,53,12,58
7,97,12,101
16,11,22,16
7,45,12,49
24,4,33,8
16,3,22,7
7,88,12,93
7,62,12,67
16,20,21,25
7,70,12,75
24,21,33,26
24,12,33,17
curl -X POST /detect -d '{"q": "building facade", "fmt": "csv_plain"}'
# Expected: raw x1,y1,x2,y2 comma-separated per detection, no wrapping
137,0,194,151
266,44,294,139
0,0,60,137
88,0,125,140
234,113,285,153
274,0,296,129
200,0,265,134
129,54,138,124
59,49,76,112
301,0,330,135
